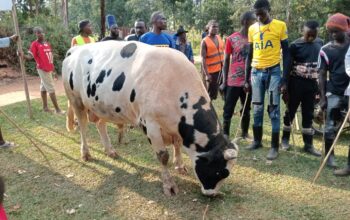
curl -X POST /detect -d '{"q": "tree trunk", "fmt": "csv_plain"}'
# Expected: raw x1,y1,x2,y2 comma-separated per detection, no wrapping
61,0,69,29
100,0,106,39
35,0,39,16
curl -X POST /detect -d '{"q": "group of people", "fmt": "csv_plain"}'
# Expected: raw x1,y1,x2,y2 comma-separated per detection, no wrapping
200,0,350,176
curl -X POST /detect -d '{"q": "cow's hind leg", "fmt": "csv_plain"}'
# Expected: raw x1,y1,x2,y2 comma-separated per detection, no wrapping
71,99,92,161
66,100,76,132
173,138,188,175
147,122,179,196
96,120,118,158
116,123,125,144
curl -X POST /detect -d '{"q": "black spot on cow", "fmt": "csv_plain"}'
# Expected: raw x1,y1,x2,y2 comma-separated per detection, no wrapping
96,70,106,84
121,43,137,58
88,59,93,64
107,69,112,77
180,96,184,103
115,107,121,113
91,84,96,97
112,72,125,91
66,52,71,57
178,96,218,152
95,96,99,101
87,75,90,82
181,103,188,109
69,72,74,90
87,82,91,98
130,89,136,102
185,92,189,99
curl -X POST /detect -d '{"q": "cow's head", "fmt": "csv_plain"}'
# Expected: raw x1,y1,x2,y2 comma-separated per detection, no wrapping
194,137,238,196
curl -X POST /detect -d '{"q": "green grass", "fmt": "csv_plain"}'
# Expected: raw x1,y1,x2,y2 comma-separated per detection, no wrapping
0,95,349,220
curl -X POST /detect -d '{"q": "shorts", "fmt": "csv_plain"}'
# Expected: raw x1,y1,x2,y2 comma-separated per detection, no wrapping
37,69,55,93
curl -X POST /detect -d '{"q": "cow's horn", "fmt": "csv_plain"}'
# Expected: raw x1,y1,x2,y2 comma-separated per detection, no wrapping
224,148,237,160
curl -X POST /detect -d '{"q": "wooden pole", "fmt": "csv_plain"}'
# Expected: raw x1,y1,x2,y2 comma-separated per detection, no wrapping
11,0,33,119
312,100,350,184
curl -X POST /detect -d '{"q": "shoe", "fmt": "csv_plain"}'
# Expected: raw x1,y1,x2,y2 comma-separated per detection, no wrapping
246,126,262,150
281,130,290,151
333,166,350,176
302,133,321,157
266,132,279,160
241,115,250,139
223,119,231,139
0,141,15,148
325,138,337,168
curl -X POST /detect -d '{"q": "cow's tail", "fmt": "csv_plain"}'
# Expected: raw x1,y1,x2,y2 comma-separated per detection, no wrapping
66,100,76,132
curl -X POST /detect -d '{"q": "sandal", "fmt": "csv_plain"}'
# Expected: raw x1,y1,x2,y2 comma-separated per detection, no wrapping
0,141,16,148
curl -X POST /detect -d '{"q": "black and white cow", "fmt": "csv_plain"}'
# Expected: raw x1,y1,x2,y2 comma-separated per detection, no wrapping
62,41,238,196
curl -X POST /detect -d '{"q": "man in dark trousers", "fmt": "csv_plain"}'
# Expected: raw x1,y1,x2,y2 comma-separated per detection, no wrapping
125,20,147,41
221,11,256,139
281,20,323,157
244,0,290,160
318,13,350,168
201,20,225,100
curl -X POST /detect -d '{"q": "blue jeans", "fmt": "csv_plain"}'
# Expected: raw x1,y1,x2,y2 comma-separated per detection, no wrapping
251,65,281,133
324,93,348,140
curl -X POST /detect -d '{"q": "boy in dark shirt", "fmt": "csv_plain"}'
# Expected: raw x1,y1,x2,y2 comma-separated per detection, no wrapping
318,13,350,168
281,20,323,157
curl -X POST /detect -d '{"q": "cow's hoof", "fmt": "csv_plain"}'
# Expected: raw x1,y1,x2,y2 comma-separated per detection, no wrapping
107,150,118,159
175,166,188,175
82,152,92,161
163,178,179,196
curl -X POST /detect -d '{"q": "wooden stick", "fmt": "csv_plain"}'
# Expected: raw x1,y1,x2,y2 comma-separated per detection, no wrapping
294,111,300,131
312,102,350,184
202,204,209,220
0,108,50,166
11,0,32,119
234,94,249,139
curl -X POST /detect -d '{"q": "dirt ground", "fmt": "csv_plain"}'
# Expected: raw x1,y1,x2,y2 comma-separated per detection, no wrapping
0,66,65,107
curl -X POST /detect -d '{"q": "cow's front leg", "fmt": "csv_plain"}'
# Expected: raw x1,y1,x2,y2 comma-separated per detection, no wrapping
73,106,92,161
147,122,179,196
173,138,188,175
96,120,118,158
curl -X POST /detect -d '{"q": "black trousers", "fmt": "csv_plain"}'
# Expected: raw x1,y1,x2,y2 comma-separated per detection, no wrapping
207,72,220,100
223,86,251,122
283,77,318,129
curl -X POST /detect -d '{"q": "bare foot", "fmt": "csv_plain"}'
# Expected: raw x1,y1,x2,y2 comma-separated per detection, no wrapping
55,110,66,115
82,152,92,161
106,149,118,158
175,166,188,175
162,176,179,196
43,108,53,113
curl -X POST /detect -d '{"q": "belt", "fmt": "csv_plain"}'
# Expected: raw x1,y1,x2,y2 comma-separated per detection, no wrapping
253,63,280,72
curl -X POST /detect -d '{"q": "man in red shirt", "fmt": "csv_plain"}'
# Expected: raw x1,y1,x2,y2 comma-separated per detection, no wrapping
220,12,256,139
22,27,64,114
0,177,8,220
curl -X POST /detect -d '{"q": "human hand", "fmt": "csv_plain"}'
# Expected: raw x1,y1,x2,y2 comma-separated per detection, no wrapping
10,35,19,43
243,82,251,93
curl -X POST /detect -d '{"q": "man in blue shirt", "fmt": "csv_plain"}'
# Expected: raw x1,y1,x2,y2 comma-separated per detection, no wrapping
174,26,194,63
0,35,18,148
140,11,175,48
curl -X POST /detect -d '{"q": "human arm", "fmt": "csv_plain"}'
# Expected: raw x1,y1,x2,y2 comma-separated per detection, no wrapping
200,40,210,81
280,39,291,94
0,35,18,48
318,50,328,110
345,45,350,77
244,43,253,92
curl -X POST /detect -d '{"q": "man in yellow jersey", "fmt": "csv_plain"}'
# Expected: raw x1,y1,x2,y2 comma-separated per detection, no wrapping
201,20,225,100
71,19,96,47
244,0,290,160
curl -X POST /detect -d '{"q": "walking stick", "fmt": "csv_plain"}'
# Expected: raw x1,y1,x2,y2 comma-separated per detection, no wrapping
320,111,326,165
234,93,249,139
312,101,350,184
0,108,50,166
286,105,298,158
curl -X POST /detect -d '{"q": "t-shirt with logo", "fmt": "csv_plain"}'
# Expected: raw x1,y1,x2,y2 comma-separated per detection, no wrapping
29,40,54,72
140,32,175,48
248,19,288,69
225,32,249,87
318,41,350,96
290,37,323,79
